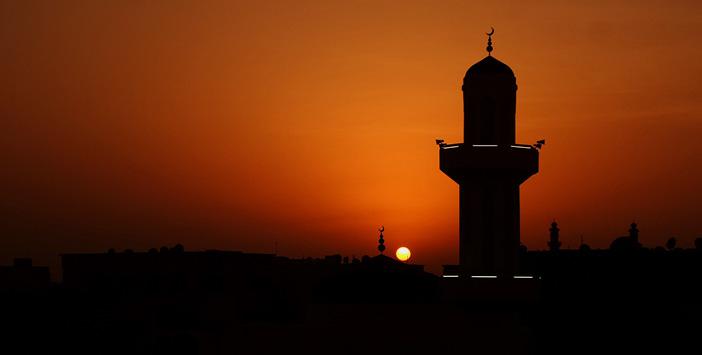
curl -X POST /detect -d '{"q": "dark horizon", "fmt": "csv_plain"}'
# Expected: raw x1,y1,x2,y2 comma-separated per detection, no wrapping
2,228,701,354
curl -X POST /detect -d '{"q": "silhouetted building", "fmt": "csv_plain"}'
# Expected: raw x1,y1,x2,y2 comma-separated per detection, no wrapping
0,258,50,289
548,220,561,252
61,245,431,302
439,31,539,277
610,222,642,251
61,248,278,291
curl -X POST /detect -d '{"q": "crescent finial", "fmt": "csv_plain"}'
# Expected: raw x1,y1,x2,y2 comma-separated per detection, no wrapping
486,27,494,55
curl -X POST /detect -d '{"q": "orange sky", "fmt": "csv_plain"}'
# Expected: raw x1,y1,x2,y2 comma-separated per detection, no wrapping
2,0,702,274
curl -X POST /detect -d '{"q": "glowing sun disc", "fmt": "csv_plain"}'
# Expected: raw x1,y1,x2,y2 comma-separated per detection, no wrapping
396,247,411,261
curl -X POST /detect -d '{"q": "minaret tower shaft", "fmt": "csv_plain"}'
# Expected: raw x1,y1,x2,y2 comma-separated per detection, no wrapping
439,31,539,277
548,221,561,252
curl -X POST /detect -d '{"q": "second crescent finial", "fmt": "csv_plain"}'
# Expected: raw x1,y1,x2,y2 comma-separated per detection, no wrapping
486,27,494,56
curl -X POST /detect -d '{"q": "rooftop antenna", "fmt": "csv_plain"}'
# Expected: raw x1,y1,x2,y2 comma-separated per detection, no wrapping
486,27,495,56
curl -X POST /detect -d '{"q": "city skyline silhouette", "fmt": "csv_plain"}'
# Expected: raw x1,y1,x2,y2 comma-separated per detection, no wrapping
3,3,702,353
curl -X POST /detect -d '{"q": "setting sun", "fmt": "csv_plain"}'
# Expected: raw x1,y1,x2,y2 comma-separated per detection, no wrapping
396,247,411,262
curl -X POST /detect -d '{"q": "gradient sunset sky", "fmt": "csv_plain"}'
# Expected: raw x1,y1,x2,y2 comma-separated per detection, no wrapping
2,0,702,274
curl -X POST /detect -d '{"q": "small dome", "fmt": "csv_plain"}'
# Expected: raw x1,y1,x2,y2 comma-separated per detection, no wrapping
465,56,514,79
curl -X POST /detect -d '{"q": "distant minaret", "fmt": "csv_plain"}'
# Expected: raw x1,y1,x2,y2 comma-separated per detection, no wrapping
629,222,639,245
548,220,561,252
378,226,386,254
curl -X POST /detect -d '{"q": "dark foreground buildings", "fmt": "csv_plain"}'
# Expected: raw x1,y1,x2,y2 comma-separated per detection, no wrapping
2,231,701,355
2,34,702,354
0,258,50,289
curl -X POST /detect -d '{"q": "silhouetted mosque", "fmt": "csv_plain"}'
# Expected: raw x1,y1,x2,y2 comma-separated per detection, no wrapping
439,29,539,277
2,31,702,355
610,222,642,250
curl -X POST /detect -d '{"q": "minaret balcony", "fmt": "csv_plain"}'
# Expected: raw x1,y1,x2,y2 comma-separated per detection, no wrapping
439,143,539,184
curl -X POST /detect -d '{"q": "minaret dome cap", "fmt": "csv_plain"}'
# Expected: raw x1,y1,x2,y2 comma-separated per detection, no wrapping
465,56,514,80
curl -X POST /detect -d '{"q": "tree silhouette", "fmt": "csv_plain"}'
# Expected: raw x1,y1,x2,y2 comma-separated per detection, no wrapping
695,237,702,250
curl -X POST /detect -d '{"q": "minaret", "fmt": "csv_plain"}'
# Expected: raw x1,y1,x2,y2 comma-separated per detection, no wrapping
629,222,640,247
439,30,539,277
548,220,561,252
377,226,386,254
